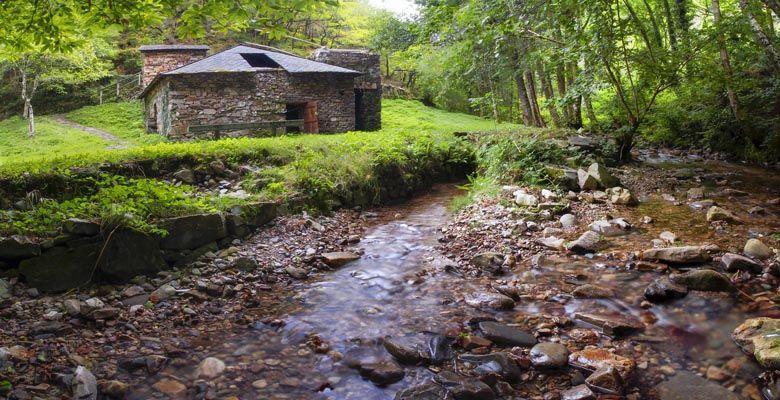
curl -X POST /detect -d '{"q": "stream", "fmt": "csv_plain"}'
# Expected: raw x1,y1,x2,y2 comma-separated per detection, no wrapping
125,154,780,400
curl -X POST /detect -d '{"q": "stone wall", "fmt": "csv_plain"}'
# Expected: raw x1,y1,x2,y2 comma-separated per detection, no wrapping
312,48,382,131
146,71,356,139
140,48,209,88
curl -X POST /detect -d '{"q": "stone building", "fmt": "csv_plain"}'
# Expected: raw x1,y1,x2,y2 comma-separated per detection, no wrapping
139,43,381,140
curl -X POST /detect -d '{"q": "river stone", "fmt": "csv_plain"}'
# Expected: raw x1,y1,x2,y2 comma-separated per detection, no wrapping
641,246,710,264
228,202,277,227
466,292,515,310
654,371,741,400
561,384,596,400
587,163,620,188
321,251,360,268
745,238,773,260
659,231,677,243
670,269,734,292
644,277,688,302
471,252,504,275
568,348,636,380
450,380,495,400
62,218,100,236
566,231,602,254
195,357,225,379
586,365,624,395
687,187,705,200
72,366,97,400
99,229,166,283
358,360,405,386
0,236,41,261
578,169,599,191
394,382,447,400
459,353,522,382
607,187,638,206
19,243,99,292
732,317,780,369
173,168,196,183
575,312,644,337
514,191,539,206
537,236,565,250
153,378,187,396
478,321,537,347
721,253,763,273
588,219,628,236
707,206,740,223
572,284,614,299
560,213,578,228
158,214,227,250
383,339,423,365
0,279,10,299
530,342,569,369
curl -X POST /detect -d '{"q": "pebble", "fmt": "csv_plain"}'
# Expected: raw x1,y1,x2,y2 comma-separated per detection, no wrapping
530,342,569,369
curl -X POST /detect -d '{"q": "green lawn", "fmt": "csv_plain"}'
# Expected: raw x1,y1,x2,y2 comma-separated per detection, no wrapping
0,116,110,165
66,102,166,146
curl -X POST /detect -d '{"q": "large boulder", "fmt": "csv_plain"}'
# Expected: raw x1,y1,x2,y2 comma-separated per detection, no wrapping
732,317,780,369
669,269,734,292
19,244,99,292
99,230,167,283
62,218,100,236
158,214,227,250
641,246,710,264
744,238,773,260
587,163,620,188
0,236,41,261
566,231,602,254
607,187,638,206
228,202,277,228
577,169,599,191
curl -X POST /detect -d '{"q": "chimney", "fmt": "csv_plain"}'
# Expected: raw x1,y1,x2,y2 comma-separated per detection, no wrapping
139,44,210,88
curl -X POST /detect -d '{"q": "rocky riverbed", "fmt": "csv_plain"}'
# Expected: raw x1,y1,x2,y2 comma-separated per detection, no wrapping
1,150,779,400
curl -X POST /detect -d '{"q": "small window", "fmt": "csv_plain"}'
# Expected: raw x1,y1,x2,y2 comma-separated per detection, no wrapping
240,53,281,68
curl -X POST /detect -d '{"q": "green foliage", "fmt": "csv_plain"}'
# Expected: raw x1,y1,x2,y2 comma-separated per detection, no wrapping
0,116,110,164
0,177,223,236
474,133,570,187
66,101,166,145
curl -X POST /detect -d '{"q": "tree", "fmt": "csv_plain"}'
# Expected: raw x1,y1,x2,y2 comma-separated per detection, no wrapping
369,12,419,78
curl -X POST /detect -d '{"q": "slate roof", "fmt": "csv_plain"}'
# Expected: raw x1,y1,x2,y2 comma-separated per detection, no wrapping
139,45,210,52
164,45,360,75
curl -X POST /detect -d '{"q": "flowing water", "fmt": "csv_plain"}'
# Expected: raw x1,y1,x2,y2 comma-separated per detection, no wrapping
128,156,780,399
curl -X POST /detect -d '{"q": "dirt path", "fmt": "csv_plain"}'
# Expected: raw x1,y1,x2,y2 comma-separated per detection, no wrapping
51,114,131,150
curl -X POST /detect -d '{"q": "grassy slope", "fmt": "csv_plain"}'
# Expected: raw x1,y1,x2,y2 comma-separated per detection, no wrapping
66,102,167,146
0,117,110,164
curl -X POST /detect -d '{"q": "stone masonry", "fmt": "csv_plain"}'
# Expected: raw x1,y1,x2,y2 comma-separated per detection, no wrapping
139,45,210,88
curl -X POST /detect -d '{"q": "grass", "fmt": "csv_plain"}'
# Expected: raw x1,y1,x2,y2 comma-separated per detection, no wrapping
66,102,167,146
0,116,111,165
0,99,520,237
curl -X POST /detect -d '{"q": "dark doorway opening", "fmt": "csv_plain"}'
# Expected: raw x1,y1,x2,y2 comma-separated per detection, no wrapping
285,103,303,133
286,102,318,133
355,89,366,130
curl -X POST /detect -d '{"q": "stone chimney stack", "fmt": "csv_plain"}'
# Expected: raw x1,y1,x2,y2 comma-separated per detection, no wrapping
313,48,382,131
139,45,210,88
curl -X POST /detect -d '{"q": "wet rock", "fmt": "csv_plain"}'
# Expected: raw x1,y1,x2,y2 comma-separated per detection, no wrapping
574,312,644,336
561,384,596,400
654,371,741,400
195,357,225,379
99,380,129,398
150,284,176,302
471,252,504,275
153,378,187,396
394,382,447,400
578,169,599,191
0,236,41,261
428,335,453,364
461,335,492,350
514,191,539,207
478,321,537,347
19,243,99,292
62,218,100,236
659,231,677,243
285,266,308,279
706,365,731,382
644,277,688,302
459,353,522,382
607,187,638,206
586,365,624,394
670,269,734,292
321,251,360,268
537,236,565,250
383,339,423,365
572,284,614,299
450,380,495,400
641,246,710,264
566,231,602,254
588,219,629,236
173,168,196,184
99,229,166,283
560,213,578,228
72,366,97,400
358,360,405,386
733,317,780,369
707,206,740,223
569,348,636,380
721,253,763,273
530,342,569,369
466,292,515,311
745,238,773,260
158,214,227,250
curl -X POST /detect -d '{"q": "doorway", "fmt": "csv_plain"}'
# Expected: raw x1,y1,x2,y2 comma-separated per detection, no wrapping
355,89,366,130
285,102,318,133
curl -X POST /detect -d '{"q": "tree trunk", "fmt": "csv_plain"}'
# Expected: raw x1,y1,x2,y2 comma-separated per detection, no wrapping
584,94,599,129
760,0,780,18
515,72,534,126
566,62,583,129
28,103,35,137
712,0,742,119
525,70,545,127
739,0,780,72
555,64,571,123
662,0,678,50
538,64,562,127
